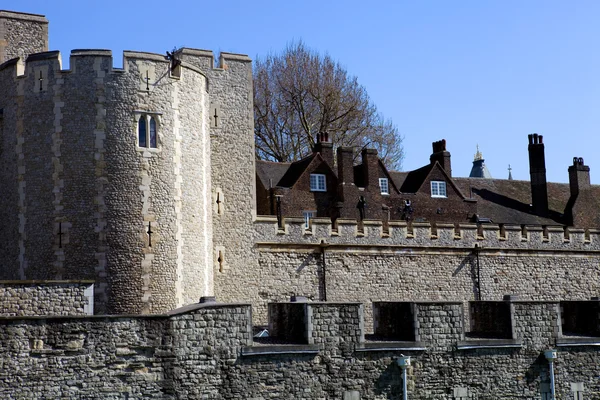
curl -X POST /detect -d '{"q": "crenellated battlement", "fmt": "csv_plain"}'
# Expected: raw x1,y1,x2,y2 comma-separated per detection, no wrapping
254,215,600,251
0,47,250,87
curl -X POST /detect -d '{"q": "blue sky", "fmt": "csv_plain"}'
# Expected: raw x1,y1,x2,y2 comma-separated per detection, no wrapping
12,0,600,183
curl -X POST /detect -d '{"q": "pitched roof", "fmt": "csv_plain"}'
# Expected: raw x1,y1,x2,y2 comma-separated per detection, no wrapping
276,154,317,187
399,164,434,193
256,160,290,189
453,177,575,226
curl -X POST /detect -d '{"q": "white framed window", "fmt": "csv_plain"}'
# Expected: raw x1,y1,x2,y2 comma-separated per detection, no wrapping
431,181,447,198
137,114,158,149
303,210,316,228
310,174,326,192
379,178,389,195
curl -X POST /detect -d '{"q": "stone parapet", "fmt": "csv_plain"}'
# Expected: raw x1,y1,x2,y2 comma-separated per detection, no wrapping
0,281,93,316
0,300,597,398
255,216,600,251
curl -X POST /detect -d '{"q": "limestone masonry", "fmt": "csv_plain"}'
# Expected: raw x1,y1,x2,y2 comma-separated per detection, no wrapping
1,9,600,399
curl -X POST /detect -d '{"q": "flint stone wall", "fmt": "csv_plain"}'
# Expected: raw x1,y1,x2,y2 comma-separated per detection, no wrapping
0,11,48,62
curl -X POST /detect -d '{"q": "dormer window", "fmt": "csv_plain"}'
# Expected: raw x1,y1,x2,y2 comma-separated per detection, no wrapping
431,181,447,198
310,174,326,192
137,114,158,149
379,178,389,195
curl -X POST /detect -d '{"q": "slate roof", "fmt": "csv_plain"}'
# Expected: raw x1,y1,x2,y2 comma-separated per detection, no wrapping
255,160,290,189
276,155,318,187
256,156,600,228
398,164,434,193
453,177,600,227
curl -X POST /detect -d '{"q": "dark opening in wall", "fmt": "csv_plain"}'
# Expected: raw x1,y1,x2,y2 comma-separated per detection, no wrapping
267,303,308,344
561,301,600,337
372,302,416,341
468,301,512,339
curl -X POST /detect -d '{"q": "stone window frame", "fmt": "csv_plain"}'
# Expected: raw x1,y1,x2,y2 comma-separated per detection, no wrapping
134,111,162,151
379,177,389,195
302,210,316,229
431,181,447,198
310,174,326,192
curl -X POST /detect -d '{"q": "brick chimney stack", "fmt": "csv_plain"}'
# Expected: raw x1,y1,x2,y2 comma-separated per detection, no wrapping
361,148,379,188
337,147,354,185
568,157,590,197
313,132,334,167
528,133,548,215
430,139,452,176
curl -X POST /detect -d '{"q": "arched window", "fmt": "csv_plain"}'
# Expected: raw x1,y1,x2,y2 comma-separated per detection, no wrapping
137,114,158,149
149,117,157,148
138,117,147,147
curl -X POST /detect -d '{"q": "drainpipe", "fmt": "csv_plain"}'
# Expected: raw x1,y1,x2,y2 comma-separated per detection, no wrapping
397,356,411,400
544,349,557,400
474,244,482,301
319,240,329,301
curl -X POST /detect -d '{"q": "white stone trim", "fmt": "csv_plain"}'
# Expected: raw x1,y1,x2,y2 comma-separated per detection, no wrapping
93,57,108,308
16,78,26,279
51,75,65,277
173,81,184,307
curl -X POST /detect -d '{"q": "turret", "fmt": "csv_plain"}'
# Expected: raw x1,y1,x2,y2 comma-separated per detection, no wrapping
0,11,48,62
469,145,492,179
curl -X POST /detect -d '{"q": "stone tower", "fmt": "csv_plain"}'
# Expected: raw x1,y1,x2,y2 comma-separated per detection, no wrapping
178,50,257,310
0,10,258,315
0,23,218,313
0,10,48,62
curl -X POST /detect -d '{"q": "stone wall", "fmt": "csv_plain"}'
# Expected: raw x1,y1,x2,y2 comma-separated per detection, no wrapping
179,49,257,314
0,49,213,314
0,300,598,399
0,281,93,316
246,217,600,326
0,11,48,62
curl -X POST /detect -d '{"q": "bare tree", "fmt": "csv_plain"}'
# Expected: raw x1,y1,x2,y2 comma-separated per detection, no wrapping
254,41,403,170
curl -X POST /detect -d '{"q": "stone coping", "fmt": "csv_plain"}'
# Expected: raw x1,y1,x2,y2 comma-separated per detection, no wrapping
0,57,19,71
256,241,600,255
71,49,112,57
355,341,426,352
457,339,522,350
26,51,60,62
373,300,464,305
241,344,319,356
271,301,362,307
556,337,600,347
0,302,250,321
0,280,94,284
0,10,48,22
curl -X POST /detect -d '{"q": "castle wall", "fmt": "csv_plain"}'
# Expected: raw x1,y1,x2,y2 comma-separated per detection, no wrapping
0,50,213,314
0,281,93,316
0,301,597,399
249,217,600,326
0,60,20,278
179,50,257,309
0,11,48,62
